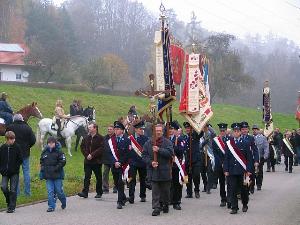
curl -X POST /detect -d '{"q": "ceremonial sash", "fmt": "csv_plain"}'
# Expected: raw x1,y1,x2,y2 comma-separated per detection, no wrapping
283,138,295,155
271,144,277,159
129,135,143,158
213,136,226,154
108,136,130,182
226,139,247,171
174,156,188,185
207,146,215,171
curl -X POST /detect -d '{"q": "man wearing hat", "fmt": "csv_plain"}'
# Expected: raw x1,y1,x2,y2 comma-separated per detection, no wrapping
110,121,131,209
0,92,13,125
212,123,230,207
127,119,148,204
224,123,253,214
169,121,186,210
240,121,259,194
183,122,203,199
252,125,269,190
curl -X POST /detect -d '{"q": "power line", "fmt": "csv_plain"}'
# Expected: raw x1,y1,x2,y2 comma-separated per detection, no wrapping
285,0,300,10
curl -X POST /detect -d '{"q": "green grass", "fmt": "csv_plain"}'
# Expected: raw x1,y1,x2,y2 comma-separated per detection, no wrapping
0,83,298,209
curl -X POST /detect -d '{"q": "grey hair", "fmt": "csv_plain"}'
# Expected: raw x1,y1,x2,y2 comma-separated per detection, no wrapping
13,114,23,122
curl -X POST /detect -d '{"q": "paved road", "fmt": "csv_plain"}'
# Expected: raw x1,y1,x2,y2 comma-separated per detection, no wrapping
1,163,300,225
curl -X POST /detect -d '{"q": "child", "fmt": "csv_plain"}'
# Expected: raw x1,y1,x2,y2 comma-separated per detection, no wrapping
40,136,66,212
0,131,23,213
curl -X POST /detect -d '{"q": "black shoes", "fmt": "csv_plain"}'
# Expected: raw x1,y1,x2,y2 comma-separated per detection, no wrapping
242,205,248,212
212,184,217,189
173,204,182,210
140,198,146,202
227,203,232,209
206,190,211,194
285,167,288,171
266,169,271,172
289,170,292,173
46,208,55,212
220,201,226,207
61,203,66,210
162,205,169,213
128,197,134,204
94,194,102,199
6,208,15,213
257,186,262,191
195,192,200,198
117,203,123,209
230,209,238,214
77,192,88,198
152,209,160,216
185,194,193,198
272,167,275,172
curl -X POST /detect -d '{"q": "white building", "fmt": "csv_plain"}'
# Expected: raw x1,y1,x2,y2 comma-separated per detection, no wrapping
0,43,29,82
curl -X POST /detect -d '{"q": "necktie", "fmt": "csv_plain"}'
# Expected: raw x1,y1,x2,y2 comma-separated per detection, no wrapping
117,137,121,143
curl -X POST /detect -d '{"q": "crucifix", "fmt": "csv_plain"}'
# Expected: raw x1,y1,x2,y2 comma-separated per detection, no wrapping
135,74,169,163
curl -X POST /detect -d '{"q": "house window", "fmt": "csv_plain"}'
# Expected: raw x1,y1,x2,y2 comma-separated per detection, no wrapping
16,74,21,80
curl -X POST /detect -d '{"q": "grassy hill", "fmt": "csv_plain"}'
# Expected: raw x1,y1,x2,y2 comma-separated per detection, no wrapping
0,83,298,209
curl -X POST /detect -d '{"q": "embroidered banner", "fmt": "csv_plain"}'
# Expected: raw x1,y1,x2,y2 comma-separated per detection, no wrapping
263,81,274,137
170,44,185,85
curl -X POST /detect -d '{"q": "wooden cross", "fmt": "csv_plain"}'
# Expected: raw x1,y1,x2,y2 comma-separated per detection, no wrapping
135,74,170,162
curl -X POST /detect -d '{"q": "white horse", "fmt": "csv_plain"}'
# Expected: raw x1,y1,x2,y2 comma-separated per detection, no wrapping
37,116,89,156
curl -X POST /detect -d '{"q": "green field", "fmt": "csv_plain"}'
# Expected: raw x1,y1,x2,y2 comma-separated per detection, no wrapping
0,83,298,209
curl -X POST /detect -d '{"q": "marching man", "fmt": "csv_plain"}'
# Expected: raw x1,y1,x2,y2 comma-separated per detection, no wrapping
224,123,253,214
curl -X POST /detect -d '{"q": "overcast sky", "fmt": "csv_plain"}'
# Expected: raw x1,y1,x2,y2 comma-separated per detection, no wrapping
54,0,300,45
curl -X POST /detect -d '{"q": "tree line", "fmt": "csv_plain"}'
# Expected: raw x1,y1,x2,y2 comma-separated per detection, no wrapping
0,0,299,113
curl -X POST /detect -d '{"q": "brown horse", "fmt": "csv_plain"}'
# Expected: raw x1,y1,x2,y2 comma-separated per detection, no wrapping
0,102,43,135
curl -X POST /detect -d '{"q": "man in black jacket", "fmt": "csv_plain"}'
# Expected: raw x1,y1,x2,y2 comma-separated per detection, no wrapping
0,131,23,213
142,124,174,216
6,114,36,196
78,122,104,198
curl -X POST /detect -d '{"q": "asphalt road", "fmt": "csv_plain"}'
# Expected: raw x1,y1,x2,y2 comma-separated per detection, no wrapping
1,162,300,225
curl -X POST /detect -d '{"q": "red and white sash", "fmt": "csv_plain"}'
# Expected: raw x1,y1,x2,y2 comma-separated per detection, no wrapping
129,135,143,158
174,156,188,185
108,136,130,181
226,139,247,171
213,136,226,154
283,138,295,155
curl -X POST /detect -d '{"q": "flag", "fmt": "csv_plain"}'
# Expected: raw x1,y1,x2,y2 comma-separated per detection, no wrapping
155,24,176,120
263,81,273,138
179,54,213,133
170,44,185,85
296,91,300,122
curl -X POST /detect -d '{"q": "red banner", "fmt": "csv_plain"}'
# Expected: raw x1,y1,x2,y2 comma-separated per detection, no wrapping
170,44,185,85
296,92,300,121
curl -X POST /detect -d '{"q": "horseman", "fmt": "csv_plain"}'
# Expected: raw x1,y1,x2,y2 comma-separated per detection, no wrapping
53,100,69,138
0,92,13,125
70,99,83,116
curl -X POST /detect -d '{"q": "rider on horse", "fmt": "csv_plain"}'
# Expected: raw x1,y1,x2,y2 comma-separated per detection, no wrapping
53,100,69,138
70,99,83,116
0,92,13,125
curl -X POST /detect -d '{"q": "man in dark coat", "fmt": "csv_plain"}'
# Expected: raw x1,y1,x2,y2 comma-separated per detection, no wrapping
0,131,23,213
224,123,253,214
184,122,203,199
273,128,283,164
110,121,131,209
142,123,174,216
6,114,36,196
240,121,258,194
128,119,148,203
212,123,230,207
0,92,13,125
282,131,296,173
78,122,104,198
169,121,185,210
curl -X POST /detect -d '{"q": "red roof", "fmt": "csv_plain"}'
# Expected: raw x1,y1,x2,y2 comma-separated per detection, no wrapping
0,43,29,66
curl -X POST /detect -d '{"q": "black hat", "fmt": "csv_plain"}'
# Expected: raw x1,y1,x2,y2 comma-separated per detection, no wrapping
47,136,57,143
183,122,191,128
169,121,180,130
240,121,249,128
114,121,125,130
217,123,228,130
231,123,241,130
132,119,145,129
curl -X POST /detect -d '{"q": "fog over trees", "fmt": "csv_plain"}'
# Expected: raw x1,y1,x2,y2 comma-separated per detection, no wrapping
0,0,299,113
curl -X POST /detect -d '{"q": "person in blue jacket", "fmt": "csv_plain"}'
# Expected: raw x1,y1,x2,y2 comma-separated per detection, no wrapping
224,123,253,215
0,92,13,125
128,119,148,204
